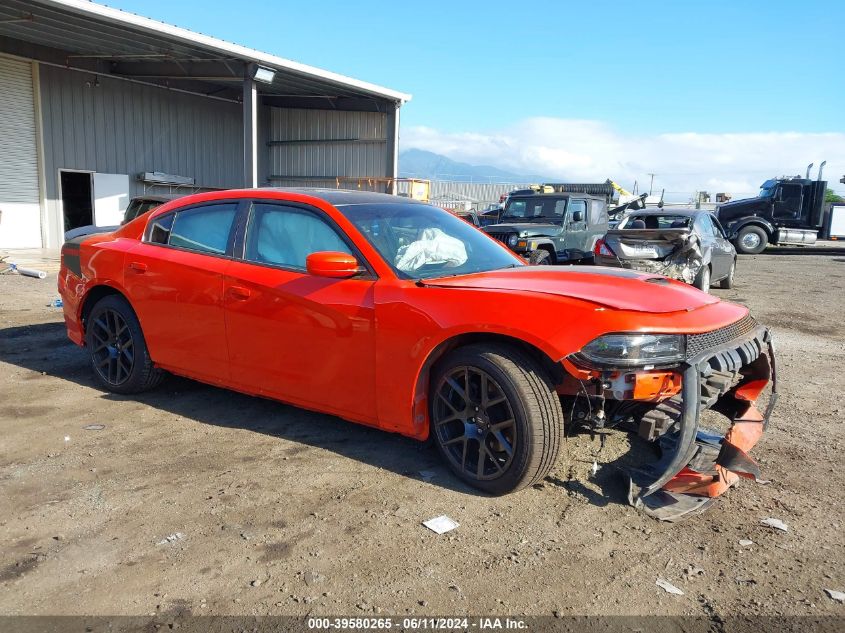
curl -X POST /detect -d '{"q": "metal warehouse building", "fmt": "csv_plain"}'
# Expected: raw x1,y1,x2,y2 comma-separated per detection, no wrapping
0,0,410,249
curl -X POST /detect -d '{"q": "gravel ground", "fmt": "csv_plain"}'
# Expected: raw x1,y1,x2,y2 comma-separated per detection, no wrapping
1,249,844,622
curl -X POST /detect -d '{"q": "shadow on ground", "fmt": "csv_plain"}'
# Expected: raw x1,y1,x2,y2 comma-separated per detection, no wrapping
0,321,644,507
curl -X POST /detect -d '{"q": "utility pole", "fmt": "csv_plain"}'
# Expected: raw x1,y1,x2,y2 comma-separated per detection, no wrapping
647,173,656,196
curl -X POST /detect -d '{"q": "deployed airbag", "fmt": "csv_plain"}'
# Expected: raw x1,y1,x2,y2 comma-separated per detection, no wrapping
395,227,468,272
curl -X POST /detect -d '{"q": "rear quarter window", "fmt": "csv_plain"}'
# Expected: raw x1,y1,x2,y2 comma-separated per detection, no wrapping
169,204,238,254
145,203,239,255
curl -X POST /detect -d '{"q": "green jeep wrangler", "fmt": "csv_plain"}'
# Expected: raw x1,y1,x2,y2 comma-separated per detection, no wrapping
483,191,609,264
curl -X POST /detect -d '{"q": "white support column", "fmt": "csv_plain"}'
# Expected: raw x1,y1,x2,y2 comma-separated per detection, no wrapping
243,68,258,188
385,101,400,193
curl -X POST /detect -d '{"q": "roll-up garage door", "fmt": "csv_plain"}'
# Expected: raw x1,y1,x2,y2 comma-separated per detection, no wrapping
0,56,40,248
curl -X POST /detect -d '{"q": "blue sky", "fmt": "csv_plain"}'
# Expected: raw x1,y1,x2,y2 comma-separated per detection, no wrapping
106,0,845,195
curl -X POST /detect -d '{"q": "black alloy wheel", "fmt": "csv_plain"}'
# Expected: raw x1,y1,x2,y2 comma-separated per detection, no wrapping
433,365,517,481
86,294,164,394
90,307,135,386
430,344,563,494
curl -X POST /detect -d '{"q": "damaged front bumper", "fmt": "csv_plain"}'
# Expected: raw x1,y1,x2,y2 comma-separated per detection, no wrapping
565,318,777,521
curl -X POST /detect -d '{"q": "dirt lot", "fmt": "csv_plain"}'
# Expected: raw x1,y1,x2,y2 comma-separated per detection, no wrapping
1,249,844,622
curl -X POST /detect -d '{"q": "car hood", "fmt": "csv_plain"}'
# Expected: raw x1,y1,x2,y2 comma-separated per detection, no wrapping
424,266,719,313
716,197,767,223
485,222,560,235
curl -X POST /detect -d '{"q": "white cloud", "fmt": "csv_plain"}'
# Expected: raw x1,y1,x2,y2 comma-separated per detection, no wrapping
403,118,845,201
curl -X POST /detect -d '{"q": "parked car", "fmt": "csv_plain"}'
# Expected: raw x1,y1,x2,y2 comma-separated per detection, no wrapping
59,189,775,520
594,208,737,292
63,194,180,240
452,209,482,227
478,206,502,227
483,191,608,264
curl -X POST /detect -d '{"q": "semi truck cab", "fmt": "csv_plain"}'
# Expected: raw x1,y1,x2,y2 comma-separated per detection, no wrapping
716,163,828,254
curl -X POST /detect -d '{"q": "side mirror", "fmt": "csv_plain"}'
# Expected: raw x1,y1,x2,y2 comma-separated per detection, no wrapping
572,210,584,222
306,251,362,278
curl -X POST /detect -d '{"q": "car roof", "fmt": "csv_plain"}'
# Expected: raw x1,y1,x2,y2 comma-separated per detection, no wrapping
626,207,709,217
131,194,183,202
257,187,428,207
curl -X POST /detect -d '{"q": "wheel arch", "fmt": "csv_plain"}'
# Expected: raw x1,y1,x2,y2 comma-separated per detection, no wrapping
537,243,556,262
730,217,775,240
410,331,565,441
80,284,131,338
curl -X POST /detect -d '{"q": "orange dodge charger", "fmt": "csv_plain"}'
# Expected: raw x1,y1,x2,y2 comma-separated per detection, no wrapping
59,189,777,521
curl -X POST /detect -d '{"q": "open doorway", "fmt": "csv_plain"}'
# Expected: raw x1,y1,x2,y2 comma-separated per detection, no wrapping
60,170,93,232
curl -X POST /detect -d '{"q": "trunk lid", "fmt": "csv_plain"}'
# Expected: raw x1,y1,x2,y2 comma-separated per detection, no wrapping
603,228,691,261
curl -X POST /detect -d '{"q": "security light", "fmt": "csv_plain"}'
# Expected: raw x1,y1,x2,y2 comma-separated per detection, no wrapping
252,65,276,84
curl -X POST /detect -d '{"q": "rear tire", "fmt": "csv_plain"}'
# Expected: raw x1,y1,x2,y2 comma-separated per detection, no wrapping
694,265,711,293
734,226,768,255
86,294,164,394
718,260,736,289
429,344,563,495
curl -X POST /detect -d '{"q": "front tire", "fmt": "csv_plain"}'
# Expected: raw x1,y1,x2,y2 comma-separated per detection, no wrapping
430,344,563,495
86,294,164,394
734,226,768,255
529,249,552,265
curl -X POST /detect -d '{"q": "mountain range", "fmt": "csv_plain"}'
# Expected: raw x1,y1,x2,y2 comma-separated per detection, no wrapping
399,148,551,183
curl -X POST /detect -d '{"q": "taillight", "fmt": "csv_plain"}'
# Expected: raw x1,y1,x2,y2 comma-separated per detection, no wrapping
594,238,615,257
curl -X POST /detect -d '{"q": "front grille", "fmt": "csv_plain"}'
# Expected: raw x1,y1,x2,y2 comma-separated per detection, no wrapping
487,232,512,245
686,315,758,358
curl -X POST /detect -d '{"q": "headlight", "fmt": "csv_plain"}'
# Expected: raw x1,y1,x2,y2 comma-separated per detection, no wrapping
576,333,685,368
507,234,519,247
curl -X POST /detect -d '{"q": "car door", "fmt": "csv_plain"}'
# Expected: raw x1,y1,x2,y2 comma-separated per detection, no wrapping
773,183,803,220
695,214,728,280
709,215,736,276
123,201,242,384
562,199,588,257
224,200,378,424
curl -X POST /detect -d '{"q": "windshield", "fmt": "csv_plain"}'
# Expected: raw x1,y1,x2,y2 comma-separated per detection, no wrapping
758,180,777,198
338,202,524,280
123,199,164,224
502,196,566,220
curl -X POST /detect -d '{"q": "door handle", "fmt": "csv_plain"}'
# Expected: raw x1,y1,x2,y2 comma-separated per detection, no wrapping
228,286,251,300
128,261,147,273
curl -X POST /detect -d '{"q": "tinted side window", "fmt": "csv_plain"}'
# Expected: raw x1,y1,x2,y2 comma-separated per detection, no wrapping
696,215,717,237
590,200,608,225
244,203,352,270
168,204,238,255
124,200,162,224
148,213,175,244
568,199,586,220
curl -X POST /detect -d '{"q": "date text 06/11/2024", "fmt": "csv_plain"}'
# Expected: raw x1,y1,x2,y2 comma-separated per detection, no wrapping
307,617,528,630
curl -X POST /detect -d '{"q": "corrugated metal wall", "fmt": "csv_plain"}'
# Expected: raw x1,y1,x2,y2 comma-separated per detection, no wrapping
268,108,388,187
0,56,41,248
426,181,530,208
39,64,244,198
